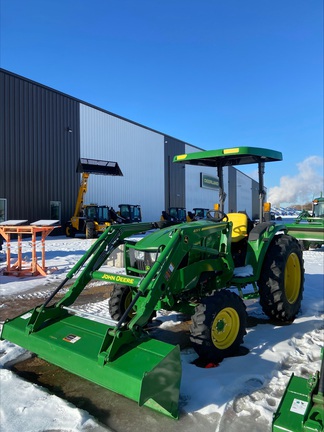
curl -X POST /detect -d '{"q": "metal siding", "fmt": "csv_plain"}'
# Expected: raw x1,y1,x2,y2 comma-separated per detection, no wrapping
163,136,186,210
236,170,253,218
227,166,237,213
0,70,80,228
80,104,164,221
251,179,260,219
184,143,219,212
1,69,261,227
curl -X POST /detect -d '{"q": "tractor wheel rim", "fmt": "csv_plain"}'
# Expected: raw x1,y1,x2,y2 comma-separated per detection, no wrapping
211,307,240,350
285,252,301,304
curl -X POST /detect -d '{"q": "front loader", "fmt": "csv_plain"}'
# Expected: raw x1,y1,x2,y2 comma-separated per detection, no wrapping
65,158,123,239
1,147,305,419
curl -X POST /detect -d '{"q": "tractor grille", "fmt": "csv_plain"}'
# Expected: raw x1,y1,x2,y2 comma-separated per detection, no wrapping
134,251,159,271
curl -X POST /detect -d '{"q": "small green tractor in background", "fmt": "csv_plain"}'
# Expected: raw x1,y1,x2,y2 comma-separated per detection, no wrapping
1,147,305,419
285,194,324,250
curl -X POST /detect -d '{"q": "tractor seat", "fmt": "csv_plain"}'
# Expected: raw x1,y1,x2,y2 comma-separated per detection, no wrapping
226,212,248,243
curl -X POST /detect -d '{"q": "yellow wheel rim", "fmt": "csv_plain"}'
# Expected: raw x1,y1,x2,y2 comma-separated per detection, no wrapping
211,307,240,350
285,252,301,304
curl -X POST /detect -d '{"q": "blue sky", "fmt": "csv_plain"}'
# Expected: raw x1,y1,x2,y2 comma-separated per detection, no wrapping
1,0,323,205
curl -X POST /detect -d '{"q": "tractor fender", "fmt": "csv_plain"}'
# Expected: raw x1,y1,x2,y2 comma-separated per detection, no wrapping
245,221,287,279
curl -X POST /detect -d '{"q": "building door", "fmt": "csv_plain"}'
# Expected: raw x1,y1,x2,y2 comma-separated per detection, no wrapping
50,201,61,222
0,199,7,222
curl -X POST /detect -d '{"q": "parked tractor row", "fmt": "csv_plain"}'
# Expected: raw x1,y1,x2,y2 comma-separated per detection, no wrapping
64,158,142,239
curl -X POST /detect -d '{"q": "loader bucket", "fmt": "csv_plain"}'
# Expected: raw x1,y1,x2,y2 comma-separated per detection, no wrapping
77,158,123,176
1,309,181,419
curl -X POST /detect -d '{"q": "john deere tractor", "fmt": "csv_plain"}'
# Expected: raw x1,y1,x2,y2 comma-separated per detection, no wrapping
1,147,305,419
285,194,324,250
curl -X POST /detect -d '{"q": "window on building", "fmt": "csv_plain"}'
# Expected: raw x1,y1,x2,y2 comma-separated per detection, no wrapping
0,199,7,222
50,201,61,222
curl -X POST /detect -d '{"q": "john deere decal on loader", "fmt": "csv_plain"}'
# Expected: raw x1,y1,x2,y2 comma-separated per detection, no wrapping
1,147,305,419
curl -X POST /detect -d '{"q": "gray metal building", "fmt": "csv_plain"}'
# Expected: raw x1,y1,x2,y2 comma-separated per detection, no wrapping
0,68,260,230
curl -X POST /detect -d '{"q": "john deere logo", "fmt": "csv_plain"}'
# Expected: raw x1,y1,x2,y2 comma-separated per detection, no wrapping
200,173,219,190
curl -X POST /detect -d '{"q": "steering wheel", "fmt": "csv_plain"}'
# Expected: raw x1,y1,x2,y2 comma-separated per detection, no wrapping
206,209,228,222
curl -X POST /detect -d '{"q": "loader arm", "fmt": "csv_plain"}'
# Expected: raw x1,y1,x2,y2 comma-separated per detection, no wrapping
127,220,235,329
24,222,159,334
1,221,184,419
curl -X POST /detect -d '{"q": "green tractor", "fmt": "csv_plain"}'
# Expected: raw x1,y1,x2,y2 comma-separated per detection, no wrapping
1,147,305,419
285,194,324,250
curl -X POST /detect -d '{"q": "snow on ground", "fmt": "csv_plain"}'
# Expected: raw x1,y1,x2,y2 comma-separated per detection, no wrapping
0,234,323,432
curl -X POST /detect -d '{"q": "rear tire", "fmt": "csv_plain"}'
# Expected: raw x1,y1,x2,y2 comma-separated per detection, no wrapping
190,291,247,362
258,235,304,322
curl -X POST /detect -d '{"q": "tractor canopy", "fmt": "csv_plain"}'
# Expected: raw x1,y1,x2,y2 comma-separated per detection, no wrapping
173,146,282,167
174,146,283,221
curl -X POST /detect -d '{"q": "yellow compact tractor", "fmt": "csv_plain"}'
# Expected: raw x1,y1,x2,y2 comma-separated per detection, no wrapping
65,158,123,239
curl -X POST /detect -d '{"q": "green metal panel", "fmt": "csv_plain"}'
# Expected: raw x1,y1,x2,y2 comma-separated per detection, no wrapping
285,220,324,243
273,348,324,432
272,375,311,432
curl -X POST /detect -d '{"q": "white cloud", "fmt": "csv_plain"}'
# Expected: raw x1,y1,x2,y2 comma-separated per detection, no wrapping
268,155,324,206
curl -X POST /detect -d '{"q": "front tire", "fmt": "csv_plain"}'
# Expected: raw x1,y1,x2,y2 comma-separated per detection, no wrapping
190,290,247,362
258,235,304,322
85,221,95,239
109,284,134,322
65,222,75,238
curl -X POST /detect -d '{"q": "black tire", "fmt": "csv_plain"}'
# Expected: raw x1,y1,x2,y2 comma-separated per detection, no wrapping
258,234,304,322
190,290,247,362
65,222,75,238
109,284,135,322
85,221,95,239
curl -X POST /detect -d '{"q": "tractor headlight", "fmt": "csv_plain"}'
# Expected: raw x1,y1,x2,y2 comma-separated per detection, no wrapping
134,250,145,261
146,252,159,265
134,250,159,271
